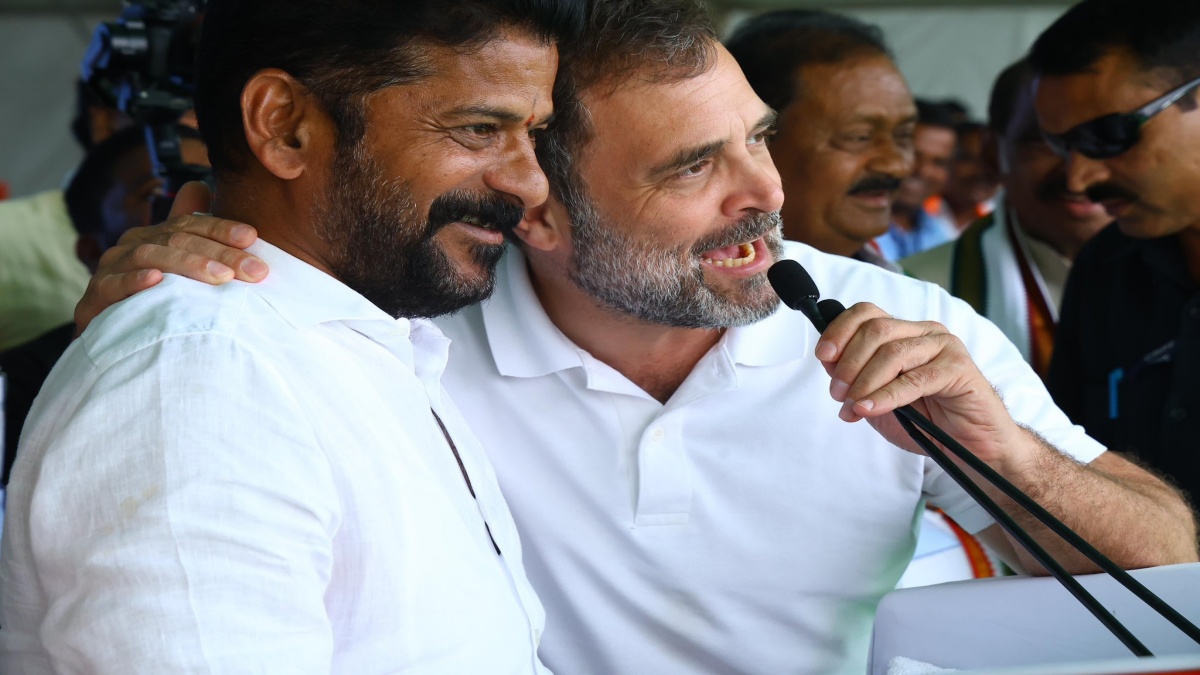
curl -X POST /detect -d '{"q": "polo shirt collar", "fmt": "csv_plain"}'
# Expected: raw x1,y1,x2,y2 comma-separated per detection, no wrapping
481,246,814,380
480,247,593,378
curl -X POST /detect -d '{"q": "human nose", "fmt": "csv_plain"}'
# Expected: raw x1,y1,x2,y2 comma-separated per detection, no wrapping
484,135,550,210
1064,151,1109,194
722,151,784,217
869,137,912,180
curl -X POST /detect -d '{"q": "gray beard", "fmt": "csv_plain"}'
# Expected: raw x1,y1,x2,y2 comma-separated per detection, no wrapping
566,199,785,329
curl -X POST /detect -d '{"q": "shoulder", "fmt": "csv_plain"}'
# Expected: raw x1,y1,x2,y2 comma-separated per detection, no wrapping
901,241,955,291
782,240,944,317
78,274,260,370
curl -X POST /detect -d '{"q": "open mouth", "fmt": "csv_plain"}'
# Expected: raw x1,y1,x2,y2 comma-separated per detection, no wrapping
701,241,757,268
459,214,496,230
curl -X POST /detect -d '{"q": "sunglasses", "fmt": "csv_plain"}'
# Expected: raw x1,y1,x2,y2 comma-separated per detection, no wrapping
1041,74,1200,160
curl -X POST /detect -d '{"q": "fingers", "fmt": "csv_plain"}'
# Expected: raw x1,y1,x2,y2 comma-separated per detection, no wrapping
107,213,266,282
74,269,164,337
815,303,973,419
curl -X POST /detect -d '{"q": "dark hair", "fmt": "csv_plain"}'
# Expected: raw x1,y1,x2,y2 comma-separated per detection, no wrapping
65,125,203,238
71,78,107,150
988,58,1033,136
194,0,583,178
915,98,959,130
724,10,892,114
534,0,717,214
1029,0,1200,82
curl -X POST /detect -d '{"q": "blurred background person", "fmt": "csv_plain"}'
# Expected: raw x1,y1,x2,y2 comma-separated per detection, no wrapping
0,82,125,353
0,124,208,486
1034,0,1200,506
904,58,1112,381
726,9,913,273
942,120,1000,230
874,99,960,260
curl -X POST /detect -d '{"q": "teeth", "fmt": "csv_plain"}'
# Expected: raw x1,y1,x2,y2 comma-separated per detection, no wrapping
702,242,757,268
461,215,483,226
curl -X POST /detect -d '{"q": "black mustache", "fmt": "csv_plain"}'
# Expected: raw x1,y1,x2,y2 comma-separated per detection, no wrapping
427,190,525,232
848,174,902,195
1085,182,1139,204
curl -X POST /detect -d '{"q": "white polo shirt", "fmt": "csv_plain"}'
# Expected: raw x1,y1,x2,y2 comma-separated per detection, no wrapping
0,241,548,674
436,241,1104,675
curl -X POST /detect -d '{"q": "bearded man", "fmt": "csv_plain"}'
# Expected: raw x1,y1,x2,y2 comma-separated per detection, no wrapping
0,0,580,672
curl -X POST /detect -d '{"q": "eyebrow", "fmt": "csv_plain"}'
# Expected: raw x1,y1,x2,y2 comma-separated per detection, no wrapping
445,105,554,126
648,110,780,178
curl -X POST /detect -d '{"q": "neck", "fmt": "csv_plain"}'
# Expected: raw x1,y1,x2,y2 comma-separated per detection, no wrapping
213,175,337,277
524,253,723,403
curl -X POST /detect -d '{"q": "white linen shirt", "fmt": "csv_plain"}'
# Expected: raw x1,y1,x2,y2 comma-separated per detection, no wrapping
435,241,1106,675
0,241,549,674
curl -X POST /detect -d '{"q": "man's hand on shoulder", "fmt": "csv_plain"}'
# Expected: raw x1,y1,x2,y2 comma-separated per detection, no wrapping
74,181,269,335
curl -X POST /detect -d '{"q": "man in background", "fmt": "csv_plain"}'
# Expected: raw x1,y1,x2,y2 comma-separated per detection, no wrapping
875,99,960,260
725,9,914,272
904,58,1112,380
942,120,1000,230
1033,0,1200,504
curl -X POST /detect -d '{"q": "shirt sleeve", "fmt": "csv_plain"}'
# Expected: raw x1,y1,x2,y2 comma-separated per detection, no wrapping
918,284,1106,534
19,332,340,673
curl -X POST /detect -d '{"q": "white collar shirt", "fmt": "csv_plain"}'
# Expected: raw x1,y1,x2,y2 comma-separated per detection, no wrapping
0,241,549,674
435,242,1104,675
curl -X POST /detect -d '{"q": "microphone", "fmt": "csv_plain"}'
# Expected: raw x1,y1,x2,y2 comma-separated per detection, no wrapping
767,258,1200,656
766,260,847,331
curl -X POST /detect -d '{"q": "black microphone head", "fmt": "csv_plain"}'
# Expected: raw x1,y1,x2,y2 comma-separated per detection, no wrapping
767,259,820,310
817,298,846,326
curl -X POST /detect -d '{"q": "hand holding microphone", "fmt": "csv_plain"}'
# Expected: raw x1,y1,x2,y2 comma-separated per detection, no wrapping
768,258,1200,656
767,259,1028,472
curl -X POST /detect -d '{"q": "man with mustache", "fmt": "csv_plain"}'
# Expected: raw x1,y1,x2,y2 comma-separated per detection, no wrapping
66,1,1197,673
904,58,1113,381
725,10,913,273
0,0,579,671
727,8,1001,589
1033,0,1200,505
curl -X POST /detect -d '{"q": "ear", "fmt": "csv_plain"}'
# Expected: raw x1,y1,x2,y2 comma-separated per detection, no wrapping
240,68,327,181
981,129,1003,179
513,195,570,252
75,235,105,273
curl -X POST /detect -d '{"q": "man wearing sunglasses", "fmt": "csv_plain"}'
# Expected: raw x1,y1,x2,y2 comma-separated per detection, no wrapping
1031,0,1200,505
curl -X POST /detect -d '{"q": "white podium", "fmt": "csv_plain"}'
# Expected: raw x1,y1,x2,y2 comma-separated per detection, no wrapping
869,563,1200,673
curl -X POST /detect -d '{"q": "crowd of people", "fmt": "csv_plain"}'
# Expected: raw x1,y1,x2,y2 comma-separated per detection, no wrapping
0,0,1196,672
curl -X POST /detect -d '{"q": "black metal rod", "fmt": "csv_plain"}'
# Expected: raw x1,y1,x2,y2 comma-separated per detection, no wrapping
897,404,1200,646
895,413,1152,656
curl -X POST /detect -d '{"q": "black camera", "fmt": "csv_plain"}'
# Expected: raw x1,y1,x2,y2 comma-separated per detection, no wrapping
81,0,209,220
